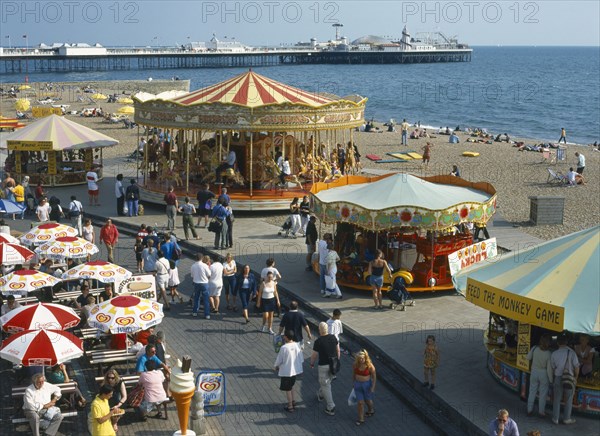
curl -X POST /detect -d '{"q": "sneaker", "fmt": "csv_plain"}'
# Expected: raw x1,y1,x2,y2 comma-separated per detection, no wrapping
552,419,559,425
192,313,198,317
324,407,336,416
317,392,323,402
563,419,576,425
205,315,210,320
269,329,275,335
321,292,330,298
261,325,268,333
320,290,326,295
409,300,415,306
335,295,343,299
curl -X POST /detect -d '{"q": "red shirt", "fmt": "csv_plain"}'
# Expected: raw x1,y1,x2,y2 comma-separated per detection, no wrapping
100,224,119,245
164,192,177,206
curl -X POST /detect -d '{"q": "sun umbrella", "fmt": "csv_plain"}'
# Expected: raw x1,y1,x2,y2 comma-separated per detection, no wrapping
117,105,134,115
0,329,83,366
117,97,133,104
0,242,35,265
91,93,108,100
35,236,99,260
14,98,31,111
89,295,164,334
0,302,80,333
0,269,62,296
0,233,21,244
0,199,26,214
61,260,132,283
18,84,32,90
20,223,78,246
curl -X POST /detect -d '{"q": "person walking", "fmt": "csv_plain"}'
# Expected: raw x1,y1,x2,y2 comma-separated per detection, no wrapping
352,349,376,426
368,249,392,310
115,173,125,216
422,142,432,167
558,127,567,144
164,185,178,231
278,301,312,349
286,197,301,238
526,334,552,417
191,253,211,320
318,233,333,294
256,271,280,334
196,184,215,228
89,385,116,436
310,322,340,416
82,218,95,261
324,241,342,299
225,203,234,248
208,256,223,314
99,219,119,263
125,179,140,217
401,118,409,146
235,264,257,324
68,195,83,236
179,196,199,240
211,198,230,250
274,330,304,413
141,239,158,273
299,195,310,235
305,216,318,272
154,250,171,311
223,253,237,311
550,334,579,425
86,167,100,206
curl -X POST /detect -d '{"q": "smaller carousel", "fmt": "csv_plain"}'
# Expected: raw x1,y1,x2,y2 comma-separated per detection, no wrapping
1,114,117,186
311,173,497,292
133,70,367,210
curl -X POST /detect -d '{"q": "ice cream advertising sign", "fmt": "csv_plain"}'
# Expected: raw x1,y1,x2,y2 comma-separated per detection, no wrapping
196,371,226,415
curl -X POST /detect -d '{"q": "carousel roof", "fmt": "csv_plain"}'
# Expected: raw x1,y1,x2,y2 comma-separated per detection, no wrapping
311,173,497,231
0,114,118,150
453,226,600,334
171,70,336,108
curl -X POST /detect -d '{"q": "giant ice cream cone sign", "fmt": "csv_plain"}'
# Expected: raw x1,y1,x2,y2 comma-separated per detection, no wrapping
171,356,196,436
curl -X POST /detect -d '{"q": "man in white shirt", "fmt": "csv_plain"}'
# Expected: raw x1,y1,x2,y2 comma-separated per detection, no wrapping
279,157,291,185
23,373,63,436
550,335,580,425
86,168,99,206
317,233,333,295
115,173,125,216
191,253,211,319
575,151,585,174
68,195,83,236
208,257,224,314
36,197,51,222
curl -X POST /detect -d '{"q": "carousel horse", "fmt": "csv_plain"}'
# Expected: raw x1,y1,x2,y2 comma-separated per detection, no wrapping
201,167,246,187
263,158,304,190
344,145,360,175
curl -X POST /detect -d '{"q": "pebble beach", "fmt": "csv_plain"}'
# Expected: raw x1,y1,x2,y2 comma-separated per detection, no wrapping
1,81,598,241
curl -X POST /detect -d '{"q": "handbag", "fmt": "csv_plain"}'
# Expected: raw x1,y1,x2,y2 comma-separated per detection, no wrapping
273,334,284,353
208,218,222,233
329,356,341,375
127,384,145,407
560,351,577,390
347,388,357,406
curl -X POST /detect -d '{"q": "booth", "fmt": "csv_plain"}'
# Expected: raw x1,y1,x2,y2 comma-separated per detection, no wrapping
311,173,497,292
453,226,600,415
133,70,367,210
1,115,118,186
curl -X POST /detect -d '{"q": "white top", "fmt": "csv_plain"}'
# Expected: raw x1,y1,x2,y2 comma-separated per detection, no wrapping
69,200,83,215
567,170,578,183
318,240,329,265
23,382,62,413
82,225,94,242
226,150,236,166
191,261,211,283
0,301,21,316
168,266,180,287
274,341,304,377
261,280,276,299
86,171,98,190
327,319,343,340
155,257,170,275
209,262,224,286
260,266,281,281
115,180,124,198
527,345,551,371
282,160,291,175
577,153,585,167
223,260,236,276
551,347,580,376
276,155,283,170
36,203,50,221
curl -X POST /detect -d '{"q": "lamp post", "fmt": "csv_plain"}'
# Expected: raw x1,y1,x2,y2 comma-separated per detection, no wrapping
5,35,10,49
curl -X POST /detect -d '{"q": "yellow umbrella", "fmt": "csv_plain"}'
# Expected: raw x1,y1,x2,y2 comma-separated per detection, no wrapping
15,98,31,111
117,97,133,104
18,84,31,91
91,93,108,100
117,105,134,115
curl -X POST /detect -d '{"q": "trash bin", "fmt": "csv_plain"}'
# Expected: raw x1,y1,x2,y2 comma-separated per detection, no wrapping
529,196,565,225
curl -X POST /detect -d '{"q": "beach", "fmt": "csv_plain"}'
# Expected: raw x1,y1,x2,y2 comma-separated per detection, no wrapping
1,81,598,241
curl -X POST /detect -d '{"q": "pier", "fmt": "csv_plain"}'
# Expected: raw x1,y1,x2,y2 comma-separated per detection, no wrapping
0,47,472,74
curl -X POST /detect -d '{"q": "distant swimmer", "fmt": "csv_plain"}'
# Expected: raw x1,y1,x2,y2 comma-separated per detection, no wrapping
558,127,567,144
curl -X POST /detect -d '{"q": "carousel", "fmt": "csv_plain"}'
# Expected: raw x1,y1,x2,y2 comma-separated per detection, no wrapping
0,114,117,186
133,70,367,210
310,172,497,292
453,226,600,415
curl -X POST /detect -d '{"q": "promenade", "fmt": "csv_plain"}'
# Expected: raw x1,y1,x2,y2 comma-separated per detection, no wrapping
3,174,595,436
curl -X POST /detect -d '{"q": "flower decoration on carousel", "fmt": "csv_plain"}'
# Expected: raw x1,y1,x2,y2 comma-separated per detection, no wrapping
400,209,412,224
460,206,470,220
340,205,351,220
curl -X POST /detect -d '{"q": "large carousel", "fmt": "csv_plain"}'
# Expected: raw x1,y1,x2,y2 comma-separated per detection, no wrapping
311,173,497,292
133,70,367,210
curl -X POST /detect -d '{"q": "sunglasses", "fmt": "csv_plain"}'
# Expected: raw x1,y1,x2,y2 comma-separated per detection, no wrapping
107,376,115,379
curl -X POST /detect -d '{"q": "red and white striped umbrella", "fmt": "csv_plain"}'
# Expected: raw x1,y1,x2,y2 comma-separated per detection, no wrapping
35,236,99,260
20,223,78,246
0,303,80,333
61,260,132,283
0,233,20,244
0,269,62,296
0,242,35,265
0,329,83,366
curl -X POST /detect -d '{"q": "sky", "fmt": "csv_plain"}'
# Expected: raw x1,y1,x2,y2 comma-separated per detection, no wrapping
1,1,599,47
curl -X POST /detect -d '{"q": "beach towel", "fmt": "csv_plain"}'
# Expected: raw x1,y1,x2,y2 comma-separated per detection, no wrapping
366,154,382,161
407,152,423,159
387,152,411,161
375,159,404,163
462,151,480,157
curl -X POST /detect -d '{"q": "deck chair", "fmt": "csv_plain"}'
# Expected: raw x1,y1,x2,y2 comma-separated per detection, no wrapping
541,150,551,162
551,146,566,164
547,168,567,184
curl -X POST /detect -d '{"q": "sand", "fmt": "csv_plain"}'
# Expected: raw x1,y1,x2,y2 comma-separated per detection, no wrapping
1,81,598,241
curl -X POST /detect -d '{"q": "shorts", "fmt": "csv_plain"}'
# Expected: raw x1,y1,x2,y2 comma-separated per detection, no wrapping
306,244,316,254
135,253,143,262
209,283,223,297
261,297,276,313
156,274,169,290
280,376,296,391
88,189,99,196
353,379,373,402
370,275,384,288
201,208,211,216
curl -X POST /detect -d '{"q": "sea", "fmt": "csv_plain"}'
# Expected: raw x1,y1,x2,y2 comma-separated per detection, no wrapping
1,46,599,144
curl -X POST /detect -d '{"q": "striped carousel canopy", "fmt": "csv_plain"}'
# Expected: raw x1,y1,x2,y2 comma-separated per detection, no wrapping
171,70,336,108
1,114,118,150
453,226,600,334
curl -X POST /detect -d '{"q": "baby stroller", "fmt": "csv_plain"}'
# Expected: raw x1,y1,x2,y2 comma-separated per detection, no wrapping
387,276,415,311
277,216,292,237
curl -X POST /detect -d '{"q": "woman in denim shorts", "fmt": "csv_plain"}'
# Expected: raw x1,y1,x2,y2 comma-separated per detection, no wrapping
367,249,392,310
352,349,376,426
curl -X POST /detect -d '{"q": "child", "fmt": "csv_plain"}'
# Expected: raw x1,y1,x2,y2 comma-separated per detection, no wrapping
168,259,183,303
274,330,304,413
134,237,144,273
423,335,440,390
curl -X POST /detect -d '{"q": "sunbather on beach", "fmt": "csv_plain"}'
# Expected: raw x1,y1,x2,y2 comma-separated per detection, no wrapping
567,168,586,185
